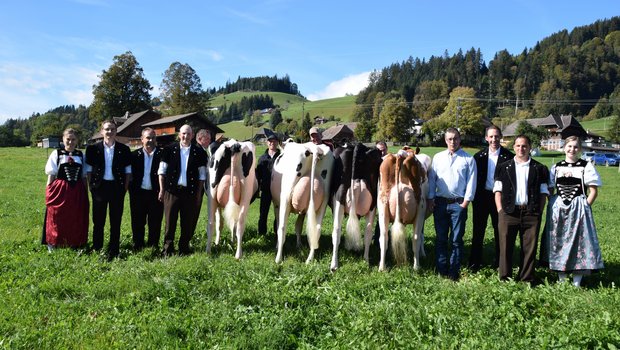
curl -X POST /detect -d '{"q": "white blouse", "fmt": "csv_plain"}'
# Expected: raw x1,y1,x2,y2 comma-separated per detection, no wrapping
45,150,87,178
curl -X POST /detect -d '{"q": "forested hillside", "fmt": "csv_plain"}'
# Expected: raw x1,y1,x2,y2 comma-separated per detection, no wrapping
354,16,620,142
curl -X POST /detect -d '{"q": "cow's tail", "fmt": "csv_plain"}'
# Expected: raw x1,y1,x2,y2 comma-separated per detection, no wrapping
223,149,240,236
344,179,362,251
391,155,407,266
306,149,320,250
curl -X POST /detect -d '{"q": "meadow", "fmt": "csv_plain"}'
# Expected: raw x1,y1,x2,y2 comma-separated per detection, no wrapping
1,146,619,349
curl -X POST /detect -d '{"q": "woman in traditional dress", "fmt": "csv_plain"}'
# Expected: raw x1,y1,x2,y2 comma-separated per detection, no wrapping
543,136,604,286
43,128,89,250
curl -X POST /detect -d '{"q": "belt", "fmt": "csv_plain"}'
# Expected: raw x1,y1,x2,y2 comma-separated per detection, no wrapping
438,197,464,204
515,204,528,210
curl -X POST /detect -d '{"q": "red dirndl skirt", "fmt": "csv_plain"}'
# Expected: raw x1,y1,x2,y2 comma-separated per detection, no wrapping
45,179,89,247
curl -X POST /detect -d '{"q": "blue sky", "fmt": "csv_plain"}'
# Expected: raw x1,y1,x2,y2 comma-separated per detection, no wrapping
0,0,617,123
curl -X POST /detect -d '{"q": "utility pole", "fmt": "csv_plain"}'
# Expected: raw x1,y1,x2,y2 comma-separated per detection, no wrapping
456,97,462,129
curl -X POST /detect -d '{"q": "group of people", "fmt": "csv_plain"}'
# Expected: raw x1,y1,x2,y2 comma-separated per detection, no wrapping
43,121,605,286
427,126,604,286
44,121,210,260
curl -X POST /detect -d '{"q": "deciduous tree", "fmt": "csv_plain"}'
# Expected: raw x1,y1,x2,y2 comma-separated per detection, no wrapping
90,51,152,122
160,62,208,116
270,109,283,129
376,97,413,142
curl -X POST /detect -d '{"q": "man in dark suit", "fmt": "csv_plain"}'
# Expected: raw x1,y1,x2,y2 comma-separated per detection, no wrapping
256,132,281,235
158,124,208,256
469,125,514,271
129,127,163,250
85,120,132,259
494,134,549,284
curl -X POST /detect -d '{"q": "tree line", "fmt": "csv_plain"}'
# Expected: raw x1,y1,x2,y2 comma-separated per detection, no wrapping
218,75,301,96
354,16,620,143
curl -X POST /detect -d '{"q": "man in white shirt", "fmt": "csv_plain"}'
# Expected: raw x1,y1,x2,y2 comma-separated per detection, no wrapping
493,134,549,284
470,125,514,271
428,127,477,280
158,125,208,256
85,120,132,260
129,127,163,250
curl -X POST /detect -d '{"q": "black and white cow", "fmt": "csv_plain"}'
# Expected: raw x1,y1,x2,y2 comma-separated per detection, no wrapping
206,139,258,259
329,143,383,271
271,141,334,264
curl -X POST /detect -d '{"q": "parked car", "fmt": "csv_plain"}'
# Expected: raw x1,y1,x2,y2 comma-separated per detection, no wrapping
592,153,618,166
581,151,596,163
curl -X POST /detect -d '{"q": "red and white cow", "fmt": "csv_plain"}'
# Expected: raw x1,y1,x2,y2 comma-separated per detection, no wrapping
377,147,431,271
271,141,334,264
329,143,383,271
206,139,258,259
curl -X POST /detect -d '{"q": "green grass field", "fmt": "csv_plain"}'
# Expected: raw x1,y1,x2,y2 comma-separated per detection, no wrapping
1,146,620,349
580,116,615,139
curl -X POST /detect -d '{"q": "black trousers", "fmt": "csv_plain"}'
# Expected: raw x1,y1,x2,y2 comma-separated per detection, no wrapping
91,180,126,257
470,190,500,268
498,208,541,283
257,190,277,235
129,188,164,249
162,189,201,255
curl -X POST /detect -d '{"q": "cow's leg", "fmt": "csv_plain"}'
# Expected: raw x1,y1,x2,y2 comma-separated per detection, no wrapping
363,209,376,263
214,208,222,245
412,202,426,270
330,199,345,271
234,206,248,260
206,197,217,254
307,199,329,264
275,205,291,264
295,214,305,250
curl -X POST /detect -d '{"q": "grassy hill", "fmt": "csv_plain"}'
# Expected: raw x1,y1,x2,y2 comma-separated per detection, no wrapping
580,116,615,138
211,92,358,141
209,91,306,111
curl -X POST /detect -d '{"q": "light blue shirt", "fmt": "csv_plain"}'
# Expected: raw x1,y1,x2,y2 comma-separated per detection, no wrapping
428,148,477,201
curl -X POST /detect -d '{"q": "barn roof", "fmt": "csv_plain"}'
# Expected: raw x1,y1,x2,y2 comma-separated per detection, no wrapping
502,114,584,137
117,110,160,134
321,123,355,141
142,112,224,133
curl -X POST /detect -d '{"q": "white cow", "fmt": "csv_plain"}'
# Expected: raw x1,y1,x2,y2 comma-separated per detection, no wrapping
377,147,431,271
271,141,334,264
206,139,258,259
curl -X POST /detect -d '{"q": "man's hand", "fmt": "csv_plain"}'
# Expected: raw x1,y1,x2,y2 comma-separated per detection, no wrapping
427,198,435,213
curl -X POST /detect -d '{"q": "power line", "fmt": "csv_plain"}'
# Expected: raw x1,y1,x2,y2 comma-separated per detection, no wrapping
298,97,620,110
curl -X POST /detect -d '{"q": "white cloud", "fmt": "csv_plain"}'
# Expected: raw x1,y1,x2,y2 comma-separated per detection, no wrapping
0,62,100,122
307,71,371,101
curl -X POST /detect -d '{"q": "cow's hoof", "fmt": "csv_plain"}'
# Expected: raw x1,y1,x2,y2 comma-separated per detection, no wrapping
235,252,242,260
330,264,338,272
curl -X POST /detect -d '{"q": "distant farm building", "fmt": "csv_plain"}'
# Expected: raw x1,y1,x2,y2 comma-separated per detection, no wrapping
321,123,357,145
501,114,587,150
